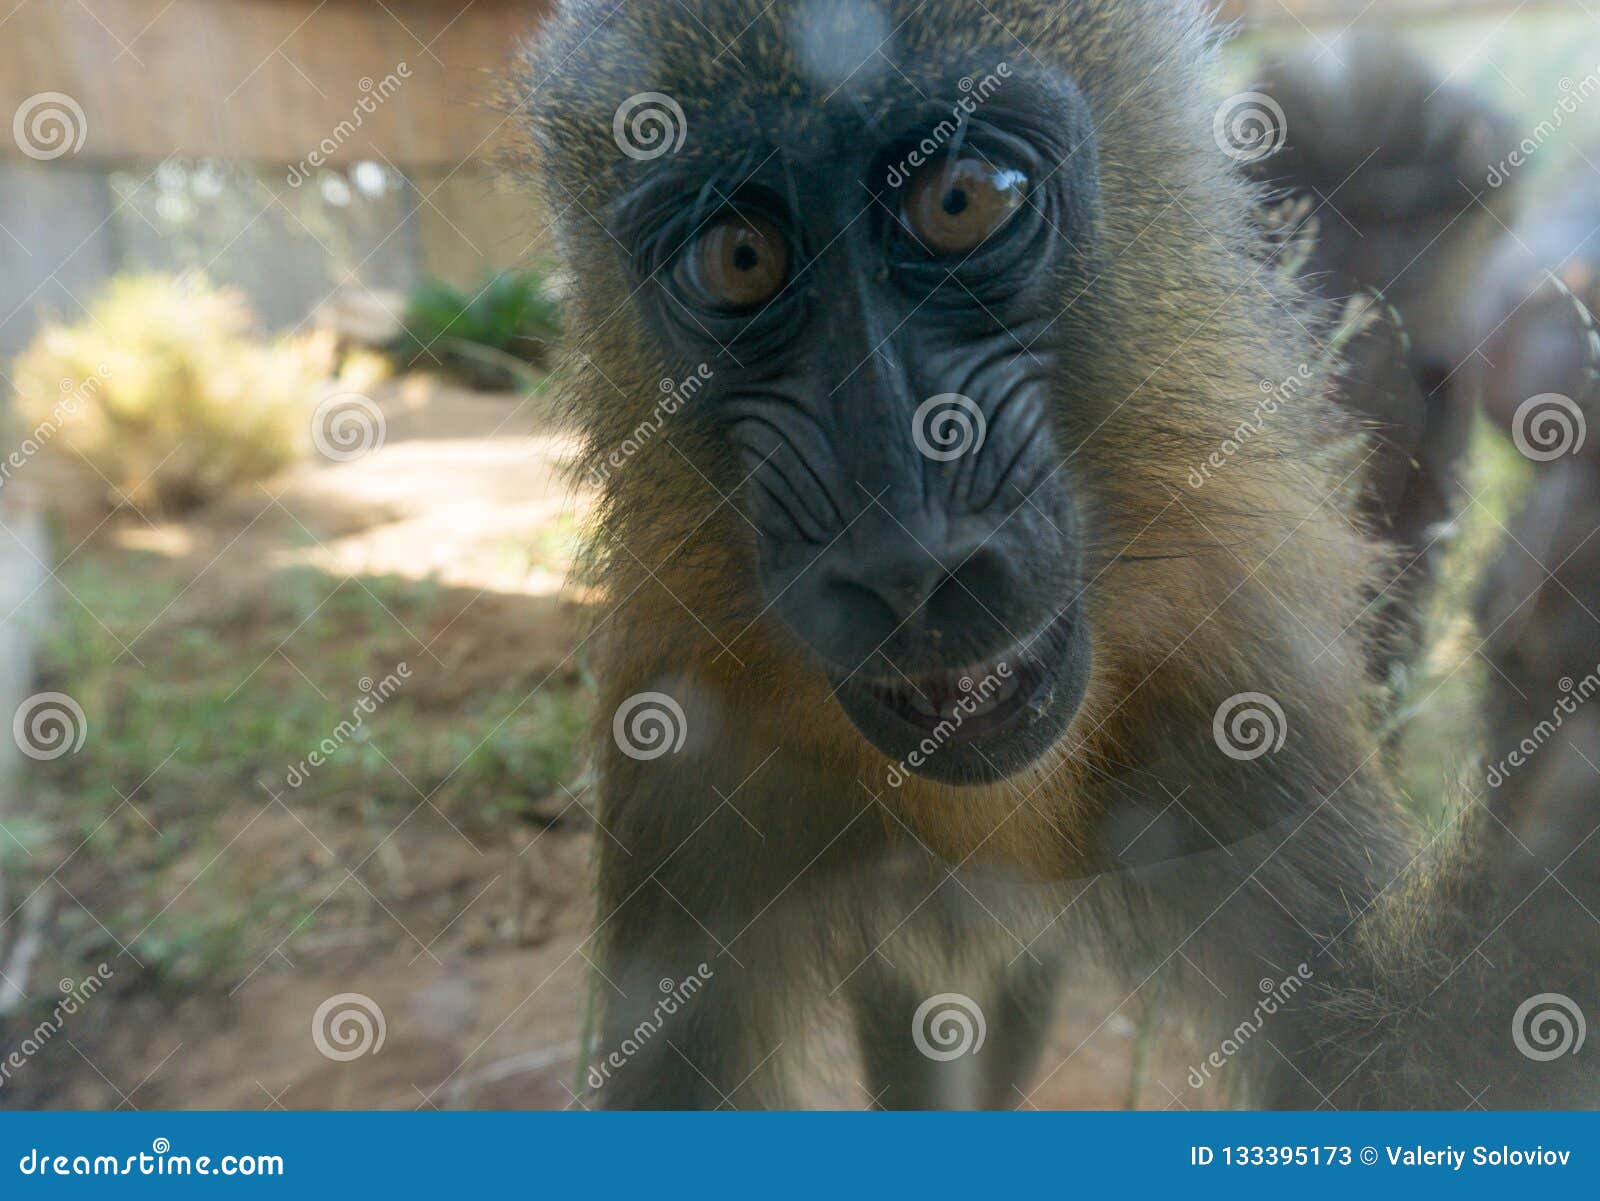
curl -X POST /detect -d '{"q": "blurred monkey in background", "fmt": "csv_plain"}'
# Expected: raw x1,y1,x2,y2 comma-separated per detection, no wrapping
1248,37,1521,677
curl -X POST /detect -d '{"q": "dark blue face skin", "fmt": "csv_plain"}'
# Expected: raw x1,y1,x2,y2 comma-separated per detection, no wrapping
610,63,1101,785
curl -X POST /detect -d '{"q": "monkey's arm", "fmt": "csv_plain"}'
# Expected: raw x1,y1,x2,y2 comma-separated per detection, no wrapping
1279,795,1600,1108
587,759,796,1110
587,712,890,1110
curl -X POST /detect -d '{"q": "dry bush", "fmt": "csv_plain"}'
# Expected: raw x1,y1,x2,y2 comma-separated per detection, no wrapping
10,274,314,514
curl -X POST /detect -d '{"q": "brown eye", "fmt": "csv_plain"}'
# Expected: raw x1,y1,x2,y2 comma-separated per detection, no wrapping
685,213,789,309
903,156,1028,255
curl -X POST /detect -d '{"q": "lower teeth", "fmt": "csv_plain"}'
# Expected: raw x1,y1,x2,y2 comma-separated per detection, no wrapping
876,660,1037,725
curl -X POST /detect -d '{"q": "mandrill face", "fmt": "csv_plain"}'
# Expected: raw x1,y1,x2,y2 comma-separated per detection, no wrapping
528,0,1343,808
621,56,1102,787
535,1,1108,784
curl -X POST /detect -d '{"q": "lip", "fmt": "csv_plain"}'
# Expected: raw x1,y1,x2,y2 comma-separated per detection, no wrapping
857,648,1052,744
828,604,1091,786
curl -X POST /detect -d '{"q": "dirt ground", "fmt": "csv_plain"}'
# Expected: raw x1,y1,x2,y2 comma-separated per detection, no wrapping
3,376,1206,1111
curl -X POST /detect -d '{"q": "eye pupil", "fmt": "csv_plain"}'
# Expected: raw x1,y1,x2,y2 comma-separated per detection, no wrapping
681,213,790,310
903,155,1028,255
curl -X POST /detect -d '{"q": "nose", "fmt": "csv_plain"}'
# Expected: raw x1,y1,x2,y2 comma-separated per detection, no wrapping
780,513,1018,670
848,555,945,625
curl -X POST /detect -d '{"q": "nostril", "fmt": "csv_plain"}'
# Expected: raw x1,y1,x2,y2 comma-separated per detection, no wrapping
828,543,1020,635
936,544,1010,608
848,559,948,628
822,569,927,630
925,543,1018,634
780,573,893,665
776,526,1029,666
881,563,945,618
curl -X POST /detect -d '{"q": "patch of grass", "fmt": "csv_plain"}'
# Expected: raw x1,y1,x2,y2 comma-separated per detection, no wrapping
1390,420,1534,825
491,512,583,578
459,692,589,820
24,545,591,993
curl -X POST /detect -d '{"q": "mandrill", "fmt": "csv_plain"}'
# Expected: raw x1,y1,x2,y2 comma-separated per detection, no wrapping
516,0,1600,1109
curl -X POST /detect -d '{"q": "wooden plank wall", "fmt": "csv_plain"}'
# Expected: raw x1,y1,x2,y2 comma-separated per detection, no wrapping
0,0,548,167
0,0,555,357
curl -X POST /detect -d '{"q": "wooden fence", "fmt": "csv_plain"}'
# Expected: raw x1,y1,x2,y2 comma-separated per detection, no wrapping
0,0,547,168
0,0,555,356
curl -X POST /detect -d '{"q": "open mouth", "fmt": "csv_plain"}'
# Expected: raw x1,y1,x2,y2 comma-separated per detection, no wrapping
860,650,1050,744
829,605,1091,786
